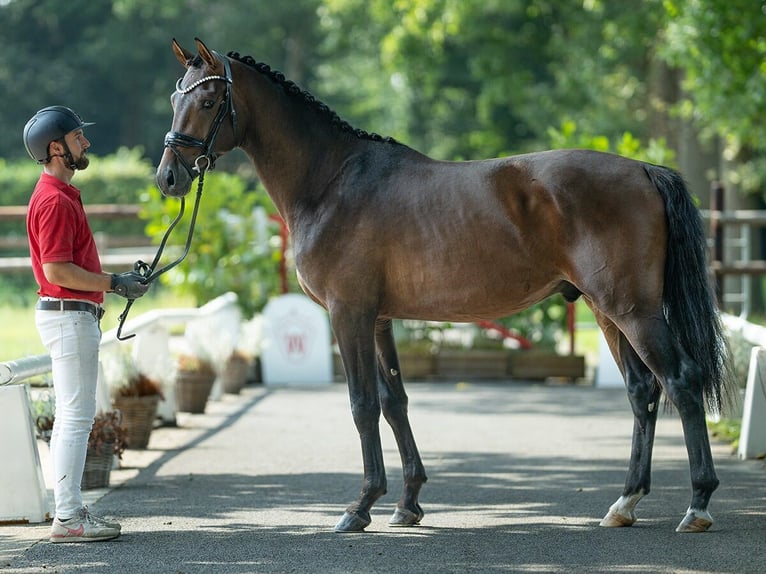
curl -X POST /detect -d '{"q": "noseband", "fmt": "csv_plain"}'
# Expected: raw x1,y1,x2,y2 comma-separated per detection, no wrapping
163,51,237,179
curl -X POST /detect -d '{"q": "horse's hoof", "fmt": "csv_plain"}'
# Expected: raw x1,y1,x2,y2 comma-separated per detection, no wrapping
388,505,424,527
334,511,371,533
599,510,636,527
675,509,713,533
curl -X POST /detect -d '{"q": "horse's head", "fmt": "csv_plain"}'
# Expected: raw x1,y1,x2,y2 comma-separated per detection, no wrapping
156,38,238,197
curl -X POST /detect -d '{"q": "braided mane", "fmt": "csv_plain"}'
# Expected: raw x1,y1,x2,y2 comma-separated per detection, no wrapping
225,51,398,145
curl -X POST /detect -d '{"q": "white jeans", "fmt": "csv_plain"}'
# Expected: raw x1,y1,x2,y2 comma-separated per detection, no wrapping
35,308,101,519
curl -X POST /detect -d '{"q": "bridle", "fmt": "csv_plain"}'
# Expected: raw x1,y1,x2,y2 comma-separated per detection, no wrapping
163,51,237,179
115,52,236,341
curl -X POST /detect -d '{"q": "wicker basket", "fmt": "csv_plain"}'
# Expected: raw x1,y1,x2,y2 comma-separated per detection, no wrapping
82,442,114,490
113,395,160,449
175,370,215,413
220,355,249,394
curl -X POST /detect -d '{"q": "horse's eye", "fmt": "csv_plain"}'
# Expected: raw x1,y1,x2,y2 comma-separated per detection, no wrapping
202,100,215,109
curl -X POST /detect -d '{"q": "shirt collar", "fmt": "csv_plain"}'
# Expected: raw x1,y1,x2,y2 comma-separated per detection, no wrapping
39,172,81,201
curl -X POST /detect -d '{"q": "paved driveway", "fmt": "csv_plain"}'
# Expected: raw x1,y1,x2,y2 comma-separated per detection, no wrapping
1,381,764,573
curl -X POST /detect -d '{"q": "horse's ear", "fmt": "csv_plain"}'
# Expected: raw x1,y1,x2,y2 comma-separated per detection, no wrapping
172,38,193,68
194,37,217,68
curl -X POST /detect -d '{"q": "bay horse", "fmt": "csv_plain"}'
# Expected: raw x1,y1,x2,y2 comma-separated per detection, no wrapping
156,38,732,534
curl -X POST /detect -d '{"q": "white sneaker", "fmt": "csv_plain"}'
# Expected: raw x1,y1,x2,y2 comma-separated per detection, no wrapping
50,507,121,543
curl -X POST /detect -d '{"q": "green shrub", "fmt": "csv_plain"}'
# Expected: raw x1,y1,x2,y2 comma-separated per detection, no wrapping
0,147,155,241
139,172,285,317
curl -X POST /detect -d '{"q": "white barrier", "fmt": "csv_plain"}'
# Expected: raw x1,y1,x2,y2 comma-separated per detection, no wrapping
0,292,242,523
0,385,50,523
738,347,766,459
722,314,766,459
595,331,623,388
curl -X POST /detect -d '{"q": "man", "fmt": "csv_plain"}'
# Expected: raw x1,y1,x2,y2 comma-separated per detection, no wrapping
23,105,149,543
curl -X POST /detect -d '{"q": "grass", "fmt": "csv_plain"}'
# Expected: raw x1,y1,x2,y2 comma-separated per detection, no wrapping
0,287,195,362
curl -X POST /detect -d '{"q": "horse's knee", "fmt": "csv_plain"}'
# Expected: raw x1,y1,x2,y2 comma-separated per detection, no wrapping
350,397,381,433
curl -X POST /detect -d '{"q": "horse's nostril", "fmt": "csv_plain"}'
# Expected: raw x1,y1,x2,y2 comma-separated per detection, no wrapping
165,168,175,188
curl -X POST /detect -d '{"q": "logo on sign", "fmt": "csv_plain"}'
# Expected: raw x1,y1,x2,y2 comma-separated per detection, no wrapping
276,317,313,362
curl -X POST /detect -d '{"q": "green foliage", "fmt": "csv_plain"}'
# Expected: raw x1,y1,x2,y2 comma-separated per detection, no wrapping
707,418,741,451
139,173,284,317
547,120,677,167
495,298,568,351
659,0,766,194
318,0,666,162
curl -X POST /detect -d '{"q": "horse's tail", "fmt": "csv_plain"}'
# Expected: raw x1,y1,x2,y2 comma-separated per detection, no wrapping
643,163,734,413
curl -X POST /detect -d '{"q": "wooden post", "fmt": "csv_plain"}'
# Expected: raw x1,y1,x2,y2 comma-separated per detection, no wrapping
710,181,725,305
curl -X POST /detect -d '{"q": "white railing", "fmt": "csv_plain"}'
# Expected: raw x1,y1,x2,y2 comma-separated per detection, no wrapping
0,292,240,387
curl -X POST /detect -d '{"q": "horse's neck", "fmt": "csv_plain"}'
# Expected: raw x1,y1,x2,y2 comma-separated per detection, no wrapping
238,73,358,224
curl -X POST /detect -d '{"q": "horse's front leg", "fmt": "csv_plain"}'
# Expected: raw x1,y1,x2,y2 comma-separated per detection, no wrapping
332,308,387,533
374,318,427,526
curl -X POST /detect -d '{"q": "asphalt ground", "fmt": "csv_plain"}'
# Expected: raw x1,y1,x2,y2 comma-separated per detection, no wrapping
1,380,764,573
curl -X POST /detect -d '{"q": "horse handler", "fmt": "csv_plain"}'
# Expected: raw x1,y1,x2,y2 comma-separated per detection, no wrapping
23,106,150,543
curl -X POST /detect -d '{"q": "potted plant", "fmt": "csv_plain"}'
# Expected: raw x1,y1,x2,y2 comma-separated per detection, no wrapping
32,388,56,443
113,372,164,449
82,411,127,490
220,349,250,394
102,348,164,449
174,353,217,414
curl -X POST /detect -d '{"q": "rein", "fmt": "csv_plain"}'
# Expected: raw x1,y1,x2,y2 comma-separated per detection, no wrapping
116,52,236,341
115,172,205,341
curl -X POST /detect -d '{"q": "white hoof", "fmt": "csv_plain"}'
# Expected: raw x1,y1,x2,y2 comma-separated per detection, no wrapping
599,492,644,527
600,509,636,527
676,508,713,533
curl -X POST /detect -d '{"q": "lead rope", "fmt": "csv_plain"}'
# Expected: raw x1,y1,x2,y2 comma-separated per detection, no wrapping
115,171,206,341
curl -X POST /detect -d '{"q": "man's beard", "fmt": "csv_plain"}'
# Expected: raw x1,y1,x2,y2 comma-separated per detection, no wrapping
73,152,89,170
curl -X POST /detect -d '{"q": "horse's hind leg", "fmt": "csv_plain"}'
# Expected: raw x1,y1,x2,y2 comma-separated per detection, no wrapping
374,318,427,526
595,314,662,528
614,313,719,533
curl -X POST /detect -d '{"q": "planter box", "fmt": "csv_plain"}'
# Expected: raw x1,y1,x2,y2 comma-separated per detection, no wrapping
436,349,508,379
397,351,437,379
508,351,585,381
332,349,586,382
332,351,437,380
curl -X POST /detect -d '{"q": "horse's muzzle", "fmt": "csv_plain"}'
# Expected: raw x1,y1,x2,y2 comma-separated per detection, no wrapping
156,154,192,198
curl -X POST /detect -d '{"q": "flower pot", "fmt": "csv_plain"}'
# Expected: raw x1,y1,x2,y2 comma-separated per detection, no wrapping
113,395,160,449
175,370,216,414
82,441,114,490
220,354,249,394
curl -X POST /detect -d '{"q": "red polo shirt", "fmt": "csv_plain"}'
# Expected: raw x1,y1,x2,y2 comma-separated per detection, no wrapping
26,173,104,304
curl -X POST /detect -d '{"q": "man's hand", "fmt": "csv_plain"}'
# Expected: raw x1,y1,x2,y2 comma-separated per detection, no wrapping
111,271,150,299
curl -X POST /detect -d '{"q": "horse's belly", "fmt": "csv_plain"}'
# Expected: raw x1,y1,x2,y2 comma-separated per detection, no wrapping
380,264,561,321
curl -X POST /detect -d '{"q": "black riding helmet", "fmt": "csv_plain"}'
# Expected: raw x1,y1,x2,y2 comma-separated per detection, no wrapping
23,106,94,164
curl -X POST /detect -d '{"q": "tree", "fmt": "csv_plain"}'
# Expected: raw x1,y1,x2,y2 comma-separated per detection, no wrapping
0,0,323,164
659,0,766,195
317,0,668,162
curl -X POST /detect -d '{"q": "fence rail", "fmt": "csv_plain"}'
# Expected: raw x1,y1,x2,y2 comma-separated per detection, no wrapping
0,204,152,273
